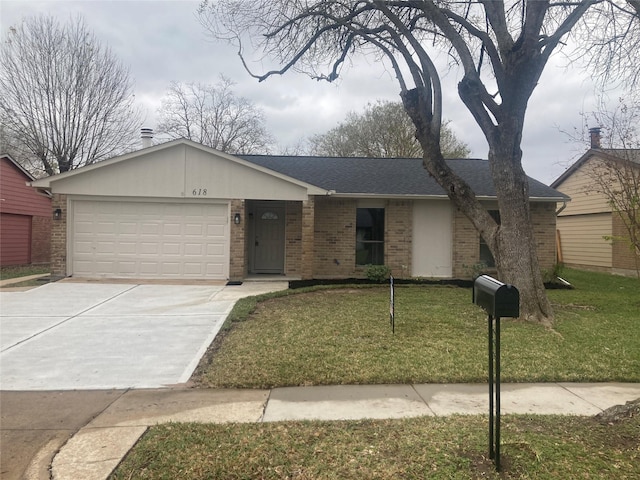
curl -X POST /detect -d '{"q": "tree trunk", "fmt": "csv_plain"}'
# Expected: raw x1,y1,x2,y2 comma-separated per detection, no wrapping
402,87,554,325
490,145,554,326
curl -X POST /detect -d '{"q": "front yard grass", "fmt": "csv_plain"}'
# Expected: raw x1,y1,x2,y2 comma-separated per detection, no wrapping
0,264,49,280
0,265,50,289
193,268,640,388
111,414,640,479
113,269,639,480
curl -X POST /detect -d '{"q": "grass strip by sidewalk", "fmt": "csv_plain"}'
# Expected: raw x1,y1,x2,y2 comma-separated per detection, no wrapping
193,269,640,388
110,414,639,480
0,265,49,280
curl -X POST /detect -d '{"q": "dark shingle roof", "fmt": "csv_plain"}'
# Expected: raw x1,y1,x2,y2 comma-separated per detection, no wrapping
241,155,566,200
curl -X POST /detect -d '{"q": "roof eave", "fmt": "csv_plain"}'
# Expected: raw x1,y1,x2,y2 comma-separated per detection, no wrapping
328,193,566,201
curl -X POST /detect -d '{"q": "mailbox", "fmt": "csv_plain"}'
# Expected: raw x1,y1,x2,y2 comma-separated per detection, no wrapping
473,275,519,318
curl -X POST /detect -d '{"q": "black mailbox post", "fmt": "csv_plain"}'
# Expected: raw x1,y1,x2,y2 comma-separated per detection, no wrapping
473,275,520,318
473,275,519,472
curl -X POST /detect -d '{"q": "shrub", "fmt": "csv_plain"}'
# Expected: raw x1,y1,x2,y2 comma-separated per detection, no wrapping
365,264,392,283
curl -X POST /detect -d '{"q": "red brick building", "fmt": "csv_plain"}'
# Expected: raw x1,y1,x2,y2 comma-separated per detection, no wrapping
0,154,51,266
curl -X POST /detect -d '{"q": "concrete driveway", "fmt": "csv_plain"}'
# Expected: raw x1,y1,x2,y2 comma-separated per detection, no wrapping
0,280,287,390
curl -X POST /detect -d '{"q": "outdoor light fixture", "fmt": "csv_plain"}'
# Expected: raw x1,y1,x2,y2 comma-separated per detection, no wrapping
234,213,241,224
53,208,62,220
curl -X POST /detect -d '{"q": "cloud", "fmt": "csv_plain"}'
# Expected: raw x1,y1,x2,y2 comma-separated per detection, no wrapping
0,0,620,184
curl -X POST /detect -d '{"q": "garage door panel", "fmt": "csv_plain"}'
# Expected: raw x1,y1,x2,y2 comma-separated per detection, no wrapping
97,241,116,253
72,201,229,279
162,243,181,255
94,261,115,273
206,244,225,256
206,263,225,275
207,225,225,237
140,223,160,235
184,224,204,236
162,222,180,233
161,263,181,275
118,242,137,254
184,244,204,256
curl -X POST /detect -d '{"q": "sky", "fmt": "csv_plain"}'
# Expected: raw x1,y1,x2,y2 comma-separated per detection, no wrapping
0,0,615,185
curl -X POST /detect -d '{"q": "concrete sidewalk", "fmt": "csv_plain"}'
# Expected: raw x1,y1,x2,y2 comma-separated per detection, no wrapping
47,382,640,480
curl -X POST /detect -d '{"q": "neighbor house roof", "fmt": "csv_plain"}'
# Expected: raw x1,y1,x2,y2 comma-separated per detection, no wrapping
551,148,640,188
242,155,567,201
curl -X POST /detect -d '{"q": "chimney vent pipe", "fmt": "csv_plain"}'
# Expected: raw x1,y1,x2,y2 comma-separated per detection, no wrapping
588,127,601,149
141,128,154,149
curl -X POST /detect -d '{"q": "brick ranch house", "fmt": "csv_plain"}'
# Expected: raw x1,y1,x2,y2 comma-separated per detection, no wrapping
30,139,566,282
1,153,51,266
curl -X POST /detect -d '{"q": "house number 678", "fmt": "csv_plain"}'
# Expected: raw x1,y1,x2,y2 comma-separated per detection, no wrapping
192,188,208,196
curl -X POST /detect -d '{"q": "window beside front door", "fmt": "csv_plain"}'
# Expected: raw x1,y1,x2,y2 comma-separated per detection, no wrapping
479,210,500,268
356,208,384,265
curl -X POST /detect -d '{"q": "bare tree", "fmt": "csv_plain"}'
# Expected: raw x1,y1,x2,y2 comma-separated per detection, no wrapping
583,96,640,276
156,76,273,154
198,0,640,324
0,15,142,175
570,1,640,88
309,100,470,158
590,153,640,276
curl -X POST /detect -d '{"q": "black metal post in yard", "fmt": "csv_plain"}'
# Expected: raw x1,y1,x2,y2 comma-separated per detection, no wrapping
473,274,518,473
389,275,395,334
495,315,501,472
488,315,494,462
488,314,501,471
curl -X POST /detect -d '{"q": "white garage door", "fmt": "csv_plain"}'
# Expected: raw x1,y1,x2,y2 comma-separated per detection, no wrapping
71,200,229,279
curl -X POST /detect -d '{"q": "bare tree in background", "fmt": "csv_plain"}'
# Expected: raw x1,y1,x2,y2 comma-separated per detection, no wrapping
583,96,640,276
199,0,640,324
156,76,273,154
0,15,141,175
571,1,640,88
309,100,470,158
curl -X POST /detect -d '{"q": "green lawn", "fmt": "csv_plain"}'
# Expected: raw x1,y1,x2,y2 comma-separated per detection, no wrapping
112,269,640,480
111,414,640,479
0,264,49,280
193,269,640,388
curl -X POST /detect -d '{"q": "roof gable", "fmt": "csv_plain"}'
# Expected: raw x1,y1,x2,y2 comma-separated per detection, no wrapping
551,148,640,188
1,155,51,216
1,153,36,181
31,139,326,200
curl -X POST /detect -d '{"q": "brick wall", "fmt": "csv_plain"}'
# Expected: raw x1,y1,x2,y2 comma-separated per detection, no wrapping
284,201,302,277
451,202,558,279
300,198,315,279
452,208,480,278
312,198,413,278
313,197,357,278
229,199,245,280
384,199,412,277
50,194,67,278
530,202,557,273
31,215,51,264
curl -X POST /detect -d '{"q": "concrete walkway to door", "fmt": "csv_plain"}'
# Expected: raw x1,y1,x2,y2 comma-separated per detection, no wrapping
0,280,288,391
